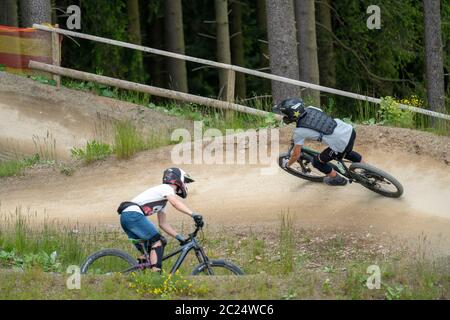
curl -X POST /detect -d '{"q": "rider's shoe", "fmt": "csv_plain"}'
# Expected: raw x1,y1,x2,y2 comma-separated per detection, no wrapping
324,175,348,186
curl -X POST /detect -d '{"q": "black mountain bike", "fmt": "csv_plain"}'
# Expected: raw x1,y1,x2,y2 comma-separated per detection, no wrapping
80,221,244,276
279,141,404,198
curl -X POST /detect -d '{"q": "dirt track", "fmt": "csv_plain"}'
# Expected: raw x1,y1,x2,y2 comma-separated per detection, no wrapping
1,72,449,256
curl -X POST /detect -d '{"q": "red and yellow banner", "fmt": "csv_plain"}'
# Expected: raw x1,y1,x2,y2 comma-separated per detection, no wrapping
0,25,53,75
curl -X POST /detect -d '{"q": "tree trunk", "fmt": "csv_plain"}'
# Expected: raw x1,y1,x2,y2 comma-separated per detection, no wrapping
215,0,232,100
127,0,144,82
164,0,188,93
423,0,445,126
230,0,246,100
0,0,19,26
256,0,269,66
256,0,271,94
295,0,320,105
266,0,301,104
317,0,336,90
148,15,166,89
19,0,51,27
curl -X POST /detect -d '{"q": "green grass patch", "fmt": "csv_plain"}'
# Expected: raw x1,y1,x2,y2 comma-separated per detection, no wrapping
71,140,112,164
114,119,145,159
0,154,40,178
0,210,448,299
113,119,171,160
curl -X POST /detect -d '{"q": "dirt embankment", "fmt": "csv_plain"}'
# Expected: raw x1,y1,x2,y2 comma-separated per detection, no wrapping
0,71,449,256
0,72,192,160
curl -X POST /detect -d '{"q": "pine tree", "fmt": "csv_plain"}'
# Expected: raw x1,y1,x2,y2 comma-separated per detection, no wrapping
266,0,301,103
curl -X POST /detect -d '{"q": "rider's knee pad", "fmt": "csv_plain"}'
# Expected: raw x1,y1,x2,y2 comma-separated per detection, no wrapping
312,155,333,174
151,241,165,269
346,151,362,163
159,235,168,247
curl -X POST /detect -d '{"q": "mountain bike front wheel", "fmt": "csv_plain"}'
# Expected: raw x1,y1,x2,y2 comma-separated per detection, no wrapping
191,259,244,276
279,152,326,182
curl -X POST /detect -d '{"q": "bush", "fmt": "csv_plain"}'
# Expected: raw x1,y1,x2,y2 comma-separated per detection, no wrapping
71,140,112,164
379,96,414,128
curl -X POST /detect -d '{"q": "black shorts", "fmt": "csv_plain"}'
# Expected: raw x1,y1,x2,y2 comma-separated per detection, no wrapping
319,129,361,163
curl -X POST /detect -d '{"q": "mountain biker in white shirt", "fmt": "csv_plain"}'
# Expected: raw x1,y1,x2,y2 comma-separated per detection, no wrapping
117,168,203,272
273,98,363,186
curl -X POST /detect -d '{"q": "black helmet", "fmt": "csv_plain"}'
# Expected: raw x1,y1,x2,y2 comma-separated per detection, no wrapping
162,168,194,199
272,98,305,124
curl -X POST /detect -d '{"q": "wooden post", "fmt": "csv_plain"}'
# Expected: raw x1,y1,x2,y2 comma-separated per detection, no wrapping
226,69,236,122
51,24,61,87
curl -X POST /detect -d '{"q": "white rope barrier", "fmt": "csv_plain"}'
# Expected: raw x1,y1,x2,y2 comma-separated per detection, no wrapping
33,24,450,121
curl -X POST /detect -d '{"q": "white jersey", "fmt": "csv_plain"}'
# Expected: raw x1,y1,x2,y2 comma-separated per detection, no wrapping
122,184,175,216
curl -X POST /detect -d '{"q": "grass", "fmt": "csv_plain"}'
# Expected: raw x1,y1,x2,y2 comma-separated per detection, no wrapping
114,119,145,159
0,154,41,178
63,78,273,132
0,209,447,300
32,131,58,163
71,140,112,164
113,119,172,160
70,119,172,163
29,75,450,136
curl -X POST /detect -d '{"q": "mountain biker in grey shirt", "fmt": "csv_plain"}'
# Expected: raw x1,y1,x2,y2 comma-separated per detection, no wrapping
273,98,363,186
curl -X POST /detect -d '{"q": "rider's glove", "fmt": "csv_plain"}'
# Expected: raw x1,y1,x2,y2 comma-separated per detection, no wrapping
281,157,289,169
175,234,187,246
192,213,204,228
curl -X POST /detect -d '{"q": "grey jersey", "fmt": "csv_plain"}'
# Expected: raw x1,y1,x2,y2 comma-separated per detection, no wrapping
293,119,353,152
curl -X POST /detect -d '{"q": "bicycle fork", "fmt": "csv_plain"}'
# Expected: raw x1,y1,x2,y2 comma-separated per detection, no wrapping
193,242,214,275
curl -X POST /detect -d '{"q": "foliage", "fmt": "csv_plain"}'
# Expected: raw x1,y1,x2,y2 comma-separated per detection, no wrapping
128,270,207,298
0,154,40,178
30,76,56,86
59,164,75,176
379,96,414,128
70,140,112,164
384,284,405,300
32,131,58,163
113,120,145,159
45,0,450,133
279,213,295,274
0,212,448,299
0,250,62,272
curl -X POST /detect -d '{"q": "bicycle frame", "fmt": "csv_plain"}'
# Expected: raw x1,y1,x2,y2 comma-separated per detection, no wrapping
162,238,211,274
129,227,213,275
286,142,356,182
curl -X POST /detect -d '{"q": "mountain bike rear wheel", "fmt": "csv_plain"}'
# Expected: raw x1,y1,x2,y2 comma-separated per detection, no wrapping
80,249,138,275
349,163,403,198
191,259,244,275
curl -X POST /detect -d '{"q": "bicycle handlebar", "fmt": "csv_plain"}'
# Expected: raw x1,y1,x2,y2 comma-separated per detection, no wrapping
186,223,202,242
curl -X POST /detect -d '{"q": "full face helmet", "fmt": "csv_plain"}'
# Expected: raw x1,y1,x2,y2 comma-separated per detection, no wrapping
272,98,306,124
162,168,194,198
